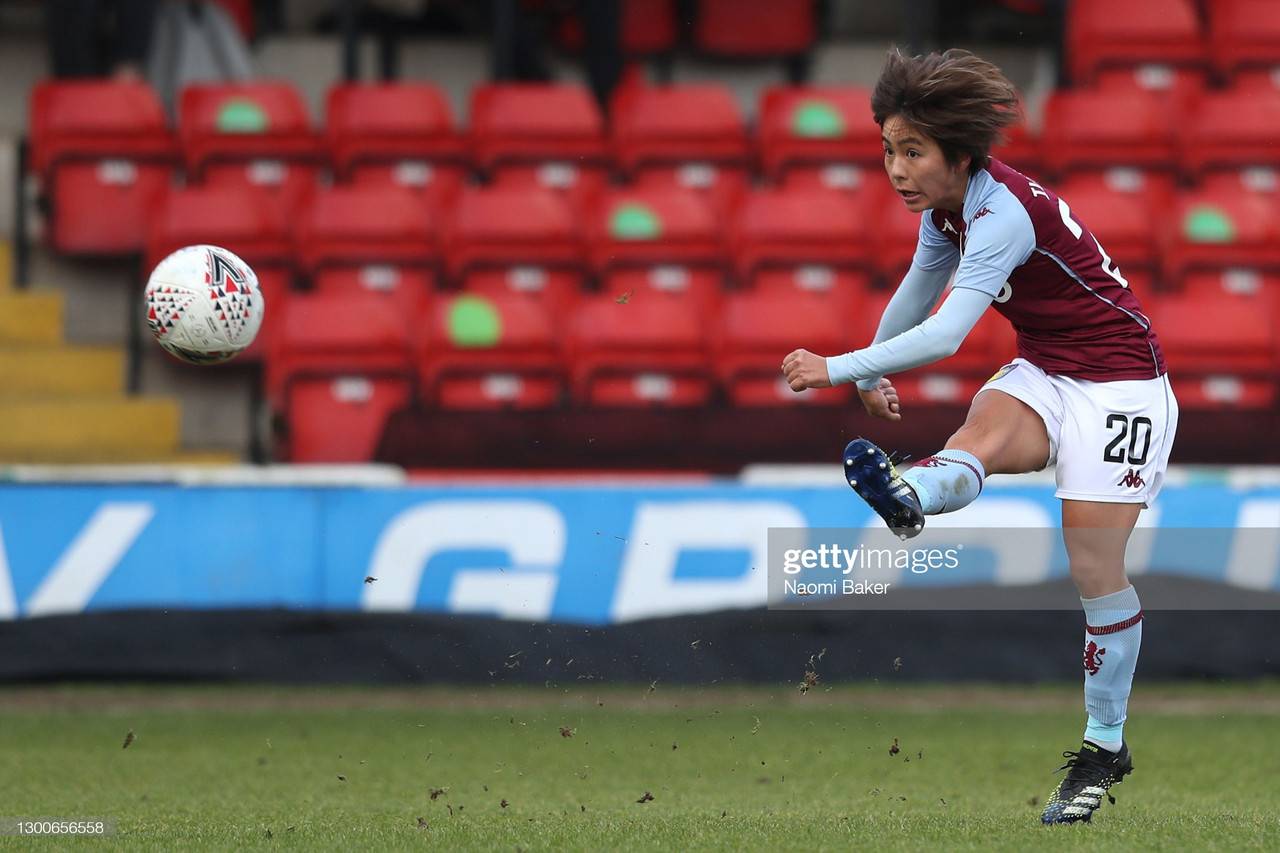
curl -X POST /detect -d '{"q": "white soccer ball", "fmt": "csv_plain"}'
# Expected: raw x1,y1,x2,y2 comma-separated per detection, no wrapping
144,245,264,364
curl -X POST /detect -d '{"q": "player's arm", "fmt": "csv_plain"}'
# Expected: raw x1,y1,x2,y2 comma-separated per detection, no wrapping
847,261,953,392
780,260,971,385
779,260,954,390
821,285,994,384
829,197,1036,387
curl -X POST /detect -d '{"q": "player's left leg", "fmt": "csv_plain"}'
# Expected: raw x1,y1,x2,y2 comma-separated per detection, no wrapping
1043,498,1143,824
1040,367,1176,824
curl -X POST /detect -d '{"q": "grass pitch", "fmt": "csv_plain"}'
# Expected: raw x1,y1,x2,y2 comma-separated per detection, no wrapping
1,681,1277,851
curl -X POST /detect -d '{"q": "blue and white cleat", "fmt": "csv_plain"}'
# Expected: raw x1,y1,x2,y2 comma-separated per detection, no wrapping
843,438,925,540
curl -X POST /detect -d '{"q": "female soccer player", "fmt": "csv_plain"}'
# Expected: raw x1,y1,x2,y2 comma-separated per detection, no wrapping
781,48,1178,824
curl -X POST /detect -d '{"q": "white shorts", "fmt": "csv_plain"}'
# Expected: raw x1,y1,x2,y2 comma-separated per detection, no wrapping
979,358,1179,506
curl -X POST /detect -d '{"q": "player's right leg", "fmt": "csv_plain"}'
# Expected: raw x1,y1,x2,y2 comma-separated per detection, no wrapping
846,377,1051,537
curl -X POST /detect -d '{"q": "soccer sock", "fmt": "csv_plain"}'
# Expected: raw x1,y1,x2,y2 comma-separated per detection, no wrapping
1081,585,1143,750
901,449,985,515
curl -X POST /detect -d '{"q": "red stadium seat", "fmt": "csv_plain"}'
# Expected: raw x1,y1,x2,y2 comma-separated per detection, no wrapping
1159,180,1280,281
719,203,875,406
1206,0,1280,81
443,184,587,288
756,84,883,186
176,80,324,219
1178,85,1280,181
324,81,467,205
417,291,566,410
267,292,415,461
1146,287,1280,409
27,78,177,256
585,183,729,279
1224,66,1280,93
567,291,714,407
1176,267,1280,298
145,183,294,362
1039,86,1180,180
990,119,1043,179
1053,170,1169,284
730,184,877,286
691,0,817,60
714,285,856,407
749,265,876,302
599,265,725,328
460,267,583,322
293,184,440,314
468,82,611,209
874,190,925,285
610,82,754,215
1196,167,1280,202
1064,0,1207,86
1093,64,1210,101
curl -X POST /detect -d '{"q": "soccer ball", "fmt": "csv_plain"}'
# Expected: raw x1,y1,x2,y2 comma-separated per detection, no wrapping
144,245,264,364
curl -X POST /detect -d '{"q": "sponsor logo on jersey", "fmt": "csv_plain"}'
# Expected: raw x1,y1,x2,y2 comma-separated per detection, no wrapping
972,206,995,222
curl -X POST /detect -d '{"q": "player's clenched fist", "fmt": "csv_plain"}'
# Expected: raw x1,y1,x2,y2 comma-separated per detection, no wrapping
782,349,831,391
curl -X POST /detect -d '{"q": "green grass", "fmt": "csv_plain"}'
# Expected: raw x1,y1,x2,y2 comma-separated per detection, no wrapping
0,682,1277,851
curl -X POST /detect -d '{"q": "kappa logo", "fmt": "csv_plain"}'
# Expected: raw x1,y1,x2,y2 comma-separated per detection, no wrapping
911,457,945,468
972,206,995,222
940,218,959,235
1117,468,1146,489
1084,640,1106,676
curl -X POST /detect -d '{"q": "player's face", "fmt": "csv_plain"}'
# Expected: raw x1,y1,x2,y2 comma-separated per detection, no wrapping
881,115,971,213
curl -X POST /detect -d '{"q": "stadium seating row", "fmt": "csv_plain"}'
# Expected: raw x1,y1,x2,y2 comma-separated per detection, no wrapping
34,76,1280,462
1066,0,1280,85
139,171,1280,320
259,265,1280,463
28,69,1280,261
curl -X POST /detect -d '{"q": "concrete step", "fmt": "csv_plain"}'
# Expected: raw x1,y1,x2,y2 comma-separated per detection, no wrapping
0,290,64,345
0,345,123,398
0,397,180,463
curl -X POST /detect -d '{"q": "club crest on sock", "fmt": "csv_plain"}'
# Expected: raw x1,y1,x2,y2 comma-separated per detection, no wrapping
1084,640,1106,676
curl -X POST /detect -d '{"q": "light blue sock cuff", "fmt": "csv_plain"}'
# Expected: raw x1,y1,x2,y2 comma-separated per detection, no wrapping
934,449,985,484
902,449,985,515
1081,585,1142,628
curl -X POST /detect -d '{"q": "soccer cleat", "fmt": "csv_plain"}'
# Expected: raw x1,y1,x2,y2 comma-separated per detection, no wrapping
1040,740,1134,824
842,438,925,540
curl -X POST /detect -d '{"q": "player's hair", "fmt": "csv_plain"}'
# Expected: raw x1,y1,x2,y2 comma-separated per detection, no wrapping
871,47,1022,175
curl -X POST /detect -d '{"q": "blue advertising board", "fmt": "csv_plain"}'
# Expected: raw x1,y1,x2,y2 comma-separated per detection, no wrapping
0,470,1277,624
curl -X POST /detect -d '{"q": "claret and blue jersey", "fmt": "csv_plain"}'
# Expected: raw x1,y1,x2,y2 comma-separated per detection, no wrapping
918,159,1168,382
